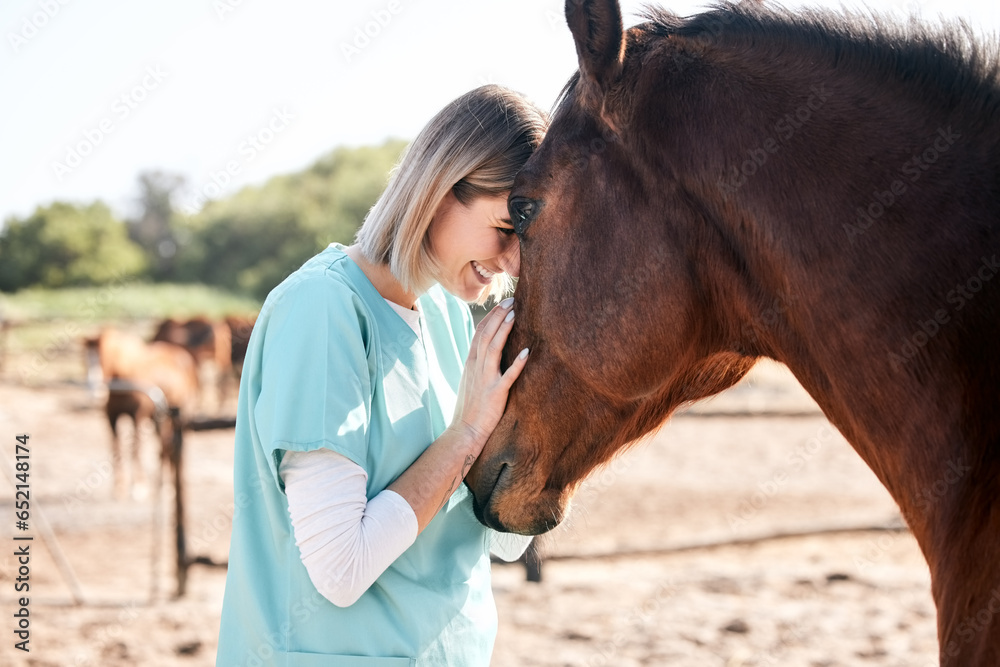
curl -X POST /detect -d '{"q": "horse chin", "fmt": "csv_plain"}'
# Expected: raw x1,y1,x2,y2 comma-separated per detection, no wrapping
471,485,569,536
468,419,574,534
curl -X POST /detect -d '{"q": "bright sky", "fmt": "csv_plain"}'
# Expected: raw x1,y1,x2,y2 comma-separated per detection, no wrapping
1,0,997,224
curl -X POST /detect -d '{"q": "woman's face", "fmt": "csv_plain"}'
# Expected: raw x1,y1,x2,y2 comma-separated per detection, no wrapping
427,191,519,302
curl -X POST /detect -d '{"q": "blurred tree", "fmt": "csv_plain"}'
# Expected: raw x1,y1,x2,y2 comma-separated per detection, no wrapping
0,140,407,296
176,139,407,298
129,170,185,280
0,202,147,291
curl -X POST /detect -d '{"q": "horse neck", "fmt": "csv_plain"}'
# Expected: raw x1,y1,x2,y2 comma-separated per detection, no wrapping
649,50,996,447
694,128,985,480
630,17,1000,657
661,66,1000,648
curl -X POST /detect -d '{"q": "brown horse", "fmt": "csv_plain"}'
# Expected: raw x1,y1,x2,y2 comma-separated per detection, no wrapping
465,1,1000,663
152,316,232,411
85,329,199,499
224,314,257,378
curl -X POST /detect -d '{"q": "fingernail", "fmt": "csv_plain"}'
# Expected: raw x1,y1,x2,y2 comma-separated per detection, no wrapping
518,348,529,359
504,309,515,323
500,297,514,309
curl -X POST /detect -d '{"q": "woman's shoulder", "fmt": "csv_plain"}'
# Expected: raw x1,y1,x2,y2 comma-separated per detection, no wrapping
259,245,374,322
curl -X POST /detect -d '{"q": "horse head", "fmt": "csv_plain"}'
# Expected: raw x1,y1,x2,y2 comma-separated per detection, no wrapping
465,0,756,535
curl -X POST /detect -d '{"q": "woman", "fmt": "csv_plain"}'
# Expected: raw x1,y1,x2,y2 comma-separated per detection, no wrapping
217,85,548,666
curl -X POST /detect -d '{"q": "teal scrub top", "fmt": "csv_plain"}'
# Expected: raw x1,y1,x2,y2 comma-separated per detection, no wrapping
217,244,497,667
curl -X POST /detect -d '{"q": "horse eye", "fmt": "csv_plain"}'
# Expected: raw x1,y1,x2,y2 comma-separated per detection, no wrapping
509,197,538,235
511,199,533,220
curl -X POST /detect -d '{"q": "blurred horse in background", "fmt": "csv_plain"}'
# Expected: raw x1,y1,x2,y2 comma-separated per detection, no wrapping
152,317,232,412
85,329,199,499
224,314,257,379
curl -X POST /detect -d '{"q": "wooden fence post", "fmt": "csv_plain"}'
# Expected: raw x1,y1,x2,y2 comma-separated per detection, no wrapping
169,406,188,597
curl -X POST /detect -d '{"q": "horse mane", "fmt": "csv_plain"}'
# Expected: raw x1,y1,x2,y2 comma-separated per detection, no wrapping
637,2,1000,133
551,71,581,119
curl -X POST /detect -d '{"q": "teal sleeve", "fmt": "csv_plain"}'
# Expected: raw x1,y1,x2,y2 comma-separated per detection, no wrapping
252,272,373,491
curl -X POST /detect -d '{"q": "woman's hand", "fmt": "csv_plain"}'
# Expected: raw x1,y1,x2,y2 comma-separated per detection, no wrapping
448,297,529,453
389,296,528,532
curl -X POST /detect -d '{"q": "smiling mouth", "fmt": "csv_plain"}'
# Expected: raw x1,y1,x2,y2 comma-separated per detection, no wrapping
472,261,496,284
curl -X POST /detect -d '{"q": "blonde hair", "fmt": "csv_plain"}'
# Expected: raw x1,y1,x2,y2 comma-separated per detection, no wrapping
355,85,548,303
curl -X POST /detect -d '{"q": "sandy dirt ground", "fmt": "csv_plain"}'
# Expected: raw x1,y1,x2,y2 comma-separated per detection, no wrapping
0,359,939,666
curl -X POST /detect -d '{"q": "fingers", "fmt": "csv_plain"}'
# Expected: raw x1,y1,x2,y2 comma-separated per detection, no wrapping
485,307,516,365
474,297,515,363
453,297,529,441
500,347,530,390
470,298,512,348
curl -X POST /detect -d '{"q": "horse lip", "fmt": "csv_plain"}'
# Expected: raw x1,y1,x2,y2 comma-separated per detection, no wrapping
472,462,509,531
470,420,519,529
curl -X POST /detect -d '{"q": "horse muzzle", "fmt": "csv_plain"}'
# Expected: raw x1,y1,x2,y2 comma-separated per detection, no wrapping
466,452,513,531
466,449,567,536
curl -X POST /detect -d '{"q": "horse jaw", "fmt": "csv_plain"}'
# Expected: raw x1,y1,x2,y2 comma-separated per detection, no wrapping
467,362,612,535
469,351,756,534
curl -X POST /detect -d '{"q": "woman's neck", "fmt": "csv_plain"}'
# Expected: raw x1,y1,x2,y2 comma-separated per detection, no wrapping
344,244,419,310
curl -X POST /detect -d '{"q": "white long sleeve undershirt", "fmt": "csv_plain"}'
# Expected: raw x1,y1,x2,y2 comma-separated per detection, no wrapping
279,447,532,608
279,448,416,608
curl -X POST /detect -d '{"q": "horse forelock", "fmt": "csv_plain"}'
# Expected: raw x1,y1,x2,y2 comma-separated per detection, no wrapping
550,71,581,121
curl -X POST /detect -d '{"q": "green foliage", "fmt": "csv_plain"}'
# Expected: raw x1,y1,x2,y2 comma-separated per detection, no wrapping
0,201,147,292
0,282,260,322
176,139,408,299
0,140,408,299
128,170,186,281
